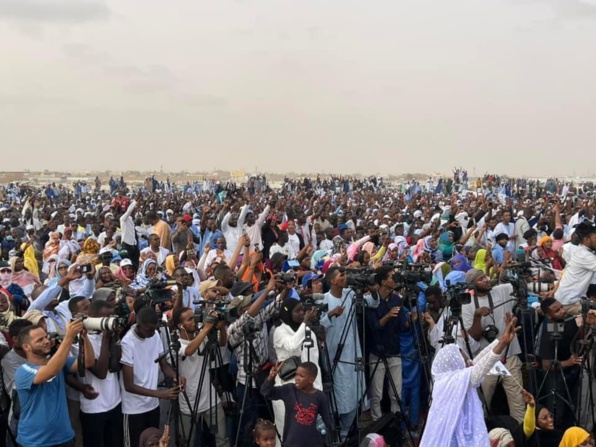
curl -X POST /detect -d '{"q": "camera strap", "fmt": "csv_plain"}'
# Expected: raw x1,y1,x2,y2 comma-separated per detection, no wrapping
473,292,495,310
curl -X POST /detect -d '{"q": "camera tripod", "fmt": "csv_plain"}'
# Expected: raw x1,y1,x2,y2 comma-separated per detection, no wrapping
180,325,232,447
574,305,596,433
307,322,342,446
330,287,415,447
232,327,281,447
156,325,191,447
536,326,578,428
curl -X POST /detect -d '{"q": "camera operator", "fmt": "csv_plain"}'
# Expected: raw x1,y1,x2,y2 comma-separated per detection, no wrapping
78,300,123,447
120,307,186,447
422,285,480,354
319,266,375,438
15,317,95,447
226,276,279,447
173,306,229,447
364,265,409,422
538,298,595,429
461,268,526,423
554,221,596,315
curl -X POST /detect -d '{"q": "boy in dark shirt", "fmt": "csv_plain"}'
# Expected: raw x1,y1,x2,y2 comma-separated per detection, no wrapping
261,361,333,447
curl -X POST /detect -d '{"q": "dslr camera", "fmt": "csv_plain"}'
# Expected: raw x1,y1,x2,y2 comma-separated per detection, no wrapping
302,298,329,314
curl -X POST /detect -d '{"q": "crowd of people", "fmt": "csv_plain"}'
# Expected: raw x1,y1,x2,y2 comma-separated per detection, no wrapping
0,171,595,447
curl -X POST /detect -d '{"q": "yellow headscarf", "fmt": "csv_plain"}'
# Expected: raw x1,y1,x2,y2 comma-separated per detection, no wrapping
164,254,177,276
473,249,488,272
559,427,590,447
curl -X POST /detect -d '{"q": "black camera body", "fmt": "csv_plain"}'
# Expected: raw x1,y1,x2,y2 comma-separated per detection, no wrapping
193,300,235,325
390,262,433,286
303,298,329,314
482,324,500,343
342,267,376,288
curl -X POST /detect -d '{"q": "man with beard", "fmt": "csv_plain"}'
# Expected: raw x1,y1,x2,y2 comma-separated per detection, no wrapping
15,318,94,447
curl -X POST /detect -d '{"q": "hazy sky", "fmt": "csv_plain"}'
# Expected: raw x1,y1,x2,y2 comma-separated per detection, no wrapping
1,0,596,177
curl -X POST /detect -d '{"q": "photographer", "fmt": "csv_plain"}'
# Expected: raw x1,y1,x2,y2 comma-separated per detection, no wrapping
538,298,594,429
461,268,525,423
423,285,480,354
15,317,95,447
554,221,596,315
172,306,229,447
78,300,123,447
366,265,409,422
120,307,185,447
226,276,278,447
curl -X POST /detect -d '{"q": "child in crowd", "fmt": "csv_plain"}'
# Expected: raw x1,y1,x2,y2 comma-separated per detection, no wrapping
261,361,332,447
253,419,277,447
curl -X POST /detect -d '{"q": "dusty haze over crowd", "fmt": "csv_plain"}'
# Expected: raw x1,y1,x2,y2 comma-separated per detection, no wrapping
1,0,595,177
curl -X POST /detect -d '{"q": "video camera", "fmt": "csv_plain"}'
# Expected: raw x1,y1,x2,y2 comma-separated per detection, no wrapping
388,262,433,287
143,277,177,303
303,298,329,314
502,262,533,307
193,299,235,325
444,281,473,314
341,266,376,289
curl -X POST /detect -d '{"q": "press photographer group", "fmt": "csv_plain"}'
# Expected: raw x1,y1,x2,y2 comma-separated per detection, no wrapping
0,174,596,447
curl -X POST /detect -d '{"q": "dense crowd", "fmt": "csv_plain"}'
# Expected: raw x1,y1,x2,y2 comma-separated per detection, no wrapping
0,171,595,447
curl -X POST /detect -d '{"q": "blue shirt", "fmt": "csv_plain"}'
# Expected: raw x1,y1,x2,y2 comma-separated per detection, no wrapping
366,292,408,357
16,357,76,447
492,245,505,265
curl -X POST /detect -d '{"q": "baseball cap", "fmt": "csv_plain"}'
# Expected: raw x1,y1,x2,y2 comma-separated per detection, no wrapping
120,258,133,267
302,272,323,289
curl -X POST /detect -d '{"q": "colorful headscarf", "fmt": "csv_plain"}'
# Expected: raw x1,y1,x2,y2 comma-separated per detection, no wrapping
450,254,472,273
559,427,590,447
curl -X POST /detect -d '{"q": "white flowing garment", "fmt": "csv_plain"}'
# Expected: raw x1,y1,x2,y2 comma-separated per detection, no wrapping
420,340,501,447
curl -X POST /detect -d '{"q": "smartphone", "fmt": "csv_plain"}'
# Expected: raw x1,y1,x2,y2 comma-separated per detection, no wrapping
79,264,92,274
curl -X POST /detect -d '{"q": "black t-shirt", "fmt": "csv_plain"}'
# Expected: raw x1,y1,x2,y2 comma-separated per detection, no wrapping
261,381,332,447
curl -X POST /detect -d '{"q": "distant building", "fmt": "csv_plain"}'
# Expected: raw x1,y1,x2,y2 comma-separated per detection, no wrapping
230,170,247,183
0,171,29,183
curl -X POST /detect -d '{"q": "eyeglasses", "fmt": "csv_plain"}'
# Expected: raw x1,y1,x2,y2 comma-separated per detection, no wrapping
538,413,554,421
0,269,11,274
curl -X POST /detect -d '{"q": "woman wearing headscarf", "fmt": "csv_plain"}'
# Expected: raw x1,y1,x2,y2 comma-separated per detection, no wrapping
0,288,18,331
114,259,136,286
412,236,442,264
450,254,472,273
438,231,456,261
526,403,563,447
558,427,592,447
488,428,515,447
9,255,41,297
43,232,61,261
537,236,565,271
75,238,101,266
272,299,322,447
419,315,520,447
473,249,496,278
130,259,158,292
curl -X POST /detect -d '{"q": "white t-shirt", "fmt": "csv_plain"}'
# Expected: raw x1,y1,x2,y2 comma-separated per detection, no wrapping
80,333,121,414
555,244,596,305
178,338,220,415
120,326,163,415
462,283,521,356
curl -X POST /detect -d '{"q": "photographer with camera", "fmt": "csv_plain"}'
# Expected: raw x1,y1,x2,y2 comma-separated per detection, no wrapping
554,221,596,315
461,268,526,423
15,317,95,447
538,298,595,429
423,285,480,354
172,306,229,447
77,299,123,446
226,276,279,447
120,307,186,447
366,265,409,422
